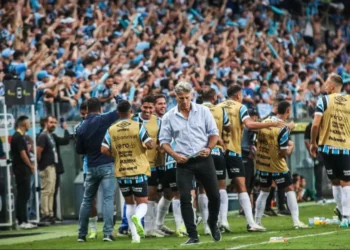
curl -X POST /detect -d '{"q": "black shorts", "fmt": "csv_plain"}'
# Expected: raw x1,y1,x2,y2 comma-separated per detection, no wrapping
321,153,350,181
212,148,226,180
161,168,178,192
257,170,293,189
118,180,148,198
157,166,165,192
225,151,245,178
148,167,160,187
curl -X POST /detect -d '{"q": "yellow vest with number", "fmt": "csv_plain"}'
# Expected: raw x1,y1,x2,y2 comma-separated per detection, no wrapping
143,115,160,167
108,119,150,177
216,100,243,154
202,102,225,149
256,118,288,173
319,94,350,150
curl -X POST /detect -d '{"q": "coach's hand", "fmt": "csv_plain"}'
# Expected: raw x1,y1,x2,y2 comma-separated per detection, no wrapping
174,153,188,164
310,143,318,158
199,148,211,158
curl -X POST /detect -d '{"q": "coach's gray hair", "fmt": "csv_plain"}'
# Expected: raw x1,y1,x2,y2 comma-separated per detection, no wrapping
174,81,193,94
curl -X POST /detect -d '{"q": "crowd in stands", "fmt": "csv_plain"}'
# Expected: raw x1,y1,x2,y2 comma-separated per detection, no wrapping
0,0,350,121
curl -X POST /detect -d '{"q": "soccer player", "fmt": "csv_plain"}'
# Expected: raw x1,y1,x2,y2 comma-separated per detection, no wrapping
161,140,188,237
200,88,231,233
254,101,308,229
74,102,98,239
153,94,176,235
216,85,283,232
132,95,163,237
311,74,350,227
101,100,153,243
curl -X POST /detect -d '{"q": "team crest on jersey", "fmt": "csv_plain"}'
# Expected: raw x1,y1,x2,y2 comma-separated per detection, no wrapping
224,101,235,107
117,121,131,128
335,96,347,103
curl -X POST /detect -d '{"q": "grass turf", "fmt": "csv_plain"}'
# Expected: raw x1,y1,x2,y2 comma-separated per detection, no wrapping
0,203,348,249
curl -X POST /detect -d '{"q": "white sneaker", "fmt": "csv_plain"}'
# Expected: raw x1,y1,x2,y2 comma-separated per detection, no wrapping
131,234,141,243
294,221,309,229
247,224,266,232
25,223,37,229
145,230,165,238
19,223,28,229
204,225,211,235
19,223,35,229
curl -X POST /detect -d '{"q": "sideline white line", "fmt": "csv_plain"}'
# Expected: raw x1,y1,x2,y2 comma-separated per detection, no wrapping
227,231,336,249
231,231,278,240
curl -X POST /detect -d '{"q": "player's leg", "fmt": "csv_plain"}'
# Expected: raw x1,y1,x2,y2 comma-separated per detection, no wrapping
213,150,230,232
119,182,138,243
156,187,174,235
145,168,163,237
277,172,308,229
164,168,186,237
226,153,264,231
337,154,350,227
264,181,277,216
197,183,210,234
156,166,175,235
321,153,343,220
131,180,149,243
255,171,272,227
117,203,129,237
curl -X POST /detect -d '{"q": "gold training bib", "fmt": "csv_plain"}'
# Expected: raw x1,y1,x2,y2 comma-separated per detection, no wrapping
143,115,160,167
256,119,288,173
108,119,150,177
217,100,243,154
202,103,225,149
319,94,350,150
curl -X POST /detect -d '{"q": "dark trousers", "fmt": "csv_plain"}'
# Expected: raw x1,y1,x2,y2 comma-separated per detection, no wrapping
265,188,286,211
15,174,31,224
314,160,324,199
53,173,61,218
177,156,220,238
242,151,255,196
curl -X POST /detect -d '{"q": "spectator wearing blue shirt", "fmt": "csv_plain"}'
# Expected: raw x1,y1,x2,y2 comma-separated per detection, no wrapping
96,75,119,111
242,80,255,109
76,97,120,242
9,50,44,80
1,48,15,73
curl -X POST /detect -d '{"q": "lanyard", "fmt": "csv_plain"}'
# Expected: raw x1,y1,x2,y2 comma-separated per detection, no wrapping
46,132,58,164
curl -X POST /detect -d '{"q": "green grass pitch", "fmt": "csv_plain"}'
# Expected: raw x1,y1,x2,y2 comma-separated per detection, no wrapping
1,203,349,249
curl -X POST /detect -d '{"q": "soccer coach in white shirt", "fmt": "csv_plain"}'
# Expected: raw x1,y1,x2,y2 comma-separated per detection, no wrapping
159,81,221,245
